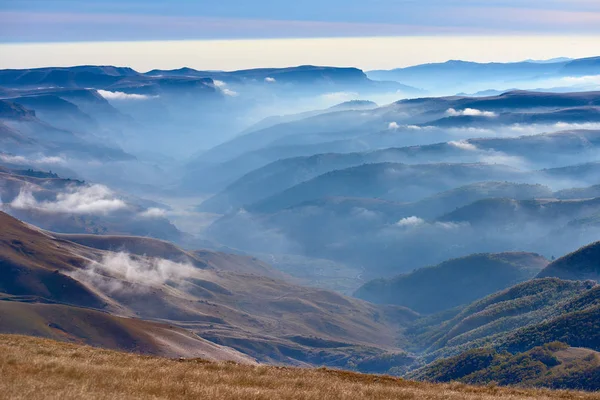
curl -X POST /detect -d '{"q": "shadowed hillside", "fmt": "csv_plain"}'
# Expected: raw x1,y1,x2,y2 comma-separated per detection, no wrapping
355,253,548,314
537,242,600,282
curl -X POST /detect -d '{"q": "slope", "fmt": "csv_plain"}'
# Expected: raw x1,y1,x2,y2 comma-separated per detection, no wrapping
355,253,548,314
3,334,598,400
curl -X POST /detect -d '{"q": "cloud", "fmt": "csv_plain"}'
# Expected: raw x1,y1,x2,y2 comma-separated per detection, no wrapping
320,91,360,104
71,252,201,293
0,153,67,165
388,121,400,130
448,140,528,168
97,90,155,100
139,207,168,218
10,184,127,215
448,140,478,151
211,79,238,96
446,108,497,117
264,77,276,83
221,88,239,97
397,216,425,227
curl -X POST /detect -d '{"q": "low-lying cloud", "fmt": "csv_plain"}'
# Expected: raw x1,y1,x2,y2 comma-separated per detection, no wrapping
446,108,497,117
448,140,478,151
0,153,67,165
264,77,276,83
10,184,127,215
97,90,156,100
72,252,200,292
397,216,425,227
139,207,168,218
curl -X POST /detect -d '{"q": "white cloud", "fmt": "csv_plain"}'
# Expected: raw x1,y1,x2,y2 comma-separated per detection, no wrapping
397,216,425,227
139,207,168,218
0,153,66,165
320,91,360,104
10,184,127,215
97,90,156,100
264,77,276,83
446,108,497,117
448,140,478,151
71,252,201,292
222,88,239,97
213,79,227,88
388,121,400,130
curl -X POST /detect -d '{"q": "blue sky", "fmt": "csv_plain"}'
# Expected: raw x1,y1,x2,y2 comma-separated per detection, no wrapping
2,0,600,42
1,1,599,70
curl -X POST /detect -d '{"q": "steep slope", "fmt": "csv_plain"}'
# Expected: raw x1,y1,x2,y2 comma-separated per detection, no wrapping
408,278,598,360
410,343,600,391
537,242,600,282
0,212,414,370
355,253,548,314
0,300,254,362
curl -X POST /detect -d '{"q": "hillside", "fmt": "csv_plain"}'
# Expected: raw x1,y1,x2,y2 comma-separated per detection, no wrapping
355,253,548,314
0,301,254,362
0,211,414,370
2,335,598,400
537,242,600,282
407,278,599,359
410,342,600,391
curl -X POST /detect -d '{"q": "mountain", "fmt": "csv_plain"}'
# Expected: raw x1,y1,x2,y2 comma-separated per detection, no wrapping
0,301,254,361
368,57,600,92
0,66,139,88
408,278,598,359
438,198,600,228
410,342,600,391
537,242,600,282
244,162,524,214
0,211,416,370
555,185,600,200
0,99,133,161
0,168,184,242
355,253,548,314
12,95,98,132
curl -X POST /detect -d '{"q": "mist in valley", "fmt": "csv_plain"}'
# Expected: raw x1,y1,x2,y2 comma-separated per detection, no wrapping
2,57,600,385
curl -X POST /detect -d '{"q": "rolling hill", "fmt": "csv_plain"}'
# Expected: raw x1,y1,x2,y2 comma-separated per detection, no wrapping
0,211,415,370
537,241,600,282
410,342,600,391
355,253,549,314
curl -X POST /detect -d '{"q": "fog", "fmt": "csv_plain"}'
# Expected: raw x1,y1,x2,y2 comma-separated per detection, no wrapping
1,59,600,293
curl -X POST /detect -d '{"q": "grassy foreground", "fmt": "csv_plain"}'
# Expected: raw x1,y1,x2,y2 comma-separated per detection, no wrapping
1,335,598,400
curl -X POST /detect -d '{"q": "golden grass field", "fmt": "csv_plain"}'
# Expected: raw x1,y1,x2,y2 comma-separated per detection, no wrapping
2,335,599,400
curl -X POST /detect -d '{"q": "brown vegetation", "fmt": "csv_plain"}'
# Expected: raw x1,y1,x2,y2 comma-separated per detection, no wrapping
2,335,599,400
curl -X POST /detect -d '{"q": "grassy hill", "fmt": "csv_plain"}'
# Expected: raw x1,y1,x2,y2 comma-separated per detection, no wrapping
410,342,600,391
537,241,600,282
0,300,253,362
0,211,415,371
407,278,598,359
355,253,548,314
2,334,598,400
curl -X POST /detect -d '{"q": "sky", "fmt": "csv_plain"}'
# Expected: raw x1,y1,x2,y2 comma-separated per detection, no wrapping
1,0,600,70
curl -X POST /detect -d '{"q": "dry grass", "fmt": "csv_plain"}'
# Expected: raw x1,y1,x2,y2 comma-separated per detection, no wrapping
1,335,599,400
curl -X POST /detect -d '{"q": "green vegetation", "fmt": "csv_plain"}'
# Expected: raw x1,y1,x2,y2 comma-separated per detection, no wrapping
411,343,600,391
537,241,600,282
